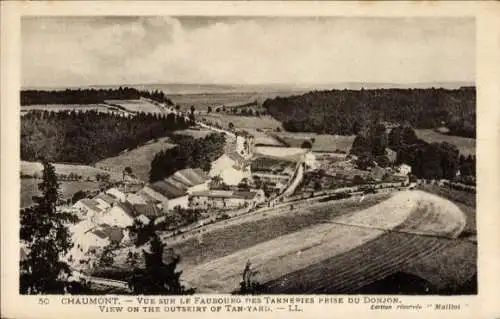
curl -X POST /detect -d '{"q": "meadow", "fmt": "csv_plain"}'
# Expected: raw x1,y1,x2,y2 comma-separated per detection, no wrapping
416,129,476,156
95,137,177,182
21,104,111,113
104,99,164,114
95,129,212,182
169,90,304,111
21,179,98,208
200,114,283,131
21,161,122,181
271,132,356,153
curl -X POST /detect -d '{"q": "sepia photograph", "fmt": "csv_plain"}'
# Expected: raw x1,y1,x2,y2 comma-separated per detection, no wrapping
18,15,478,297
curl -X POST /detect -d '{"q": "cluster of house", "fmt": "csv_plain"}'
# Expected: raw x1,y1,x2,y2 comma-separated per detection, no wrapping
64,129,323,267
66,166,267,266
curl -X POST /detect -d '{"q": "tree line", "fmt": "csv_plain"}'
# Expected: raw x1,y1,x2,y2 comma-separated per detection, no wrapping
21,111,190,164
263,87,475,138
21,87,174,105
149,133,226,182
350,122,476,181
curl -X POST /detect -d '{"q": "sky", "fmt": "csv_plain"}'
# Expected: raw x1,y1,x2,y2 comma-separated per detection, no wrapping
22,16,475,88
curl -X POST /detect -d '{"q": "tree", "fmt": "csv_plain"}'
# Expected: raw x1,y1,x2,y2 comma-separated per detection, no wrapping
127,231,195,295
235,260,265,294
371,124,388,156
123,166,133,180
71,190,88,204
20,161,78,294
126,250,140,268
313,180,322,191
210,175,223,189
301,140,313,149
353,175,364,185
207,106,212,114
99,244,117,268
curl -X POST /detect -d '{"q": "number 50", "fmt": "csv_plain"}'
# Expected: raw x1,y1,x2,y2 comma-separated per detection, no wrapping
38,298,49,305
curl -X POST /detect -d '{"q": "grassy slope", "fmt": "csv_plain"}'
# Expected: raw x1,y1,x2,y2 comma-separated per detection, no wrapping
180,191,476,293
417,184,476,236
21,161,122,181
94,129,213,182
200,114,283,131
95,137,176,182
416,129,475,156
21,179,98,208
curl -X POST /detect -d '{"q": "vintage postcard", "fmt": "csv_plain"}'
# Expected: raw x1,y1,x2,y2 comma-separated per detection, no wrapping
1,1,499,319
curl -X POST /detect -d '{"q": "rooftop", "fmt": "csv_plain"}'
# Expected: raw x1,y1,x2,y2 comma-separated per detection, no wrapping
150,168,210,199
79,199,102,213
133,203,163,218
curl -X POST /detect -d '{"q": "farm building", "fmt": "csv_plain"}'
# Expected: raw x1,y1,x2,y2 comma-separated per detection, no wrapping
252,172,289,184
189,189,265,210
139,168,210,211
73,198,103,219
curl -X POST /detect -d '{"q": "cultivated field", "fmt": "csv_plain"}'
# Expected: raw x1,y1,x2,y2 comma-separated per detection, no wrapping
21,179,98,208
265,232,476,294
95,137,176,182
111,194,389,272
20,104,112,115
180,191,474,293
169,90,304,111
200,114,283,131
272,132,355,153
104,99,163,114
418,184,476,236
174,128,213,139
416,129,475,156
21,161,122,181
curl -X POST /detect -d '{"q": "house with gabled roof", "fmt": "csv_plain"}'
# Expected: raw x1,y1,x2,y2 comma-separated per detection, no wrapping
132,203,164,224
105,187,127,202
94,193,116,210
73,198,102,219
189,189,265,210
97,201,136,228
139,168,211,211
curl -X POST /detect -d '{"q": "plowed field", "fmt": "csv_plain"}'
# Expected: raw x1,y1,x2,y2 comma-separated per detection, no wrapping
180,191,475,293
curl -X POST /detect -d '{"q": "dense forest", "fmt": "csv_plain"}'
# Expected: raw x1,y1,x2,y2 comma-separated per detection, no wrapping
21,111,190,163
263,87,475,138
21,87,174,106
149,133,226,182
351,122,476,181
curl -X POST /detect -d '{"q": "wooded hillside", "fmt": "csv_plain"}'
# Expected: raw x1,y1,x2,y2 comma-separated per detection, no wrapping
263,87,475,138
21,111,189,164
21,87,174,106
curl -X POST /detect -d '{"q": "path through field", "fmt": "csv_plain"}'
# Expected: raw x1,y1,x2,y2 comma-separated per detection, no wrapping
181,190,474,293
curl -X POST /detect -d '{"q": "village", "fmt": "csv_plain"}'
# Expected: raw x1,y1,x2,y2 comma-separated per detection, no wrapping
53,118,415,273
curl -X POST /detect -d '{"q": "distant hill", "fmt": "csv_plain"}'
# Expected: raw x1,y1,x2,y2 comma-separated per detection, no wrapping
263,87,475,138
23,82,474,95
